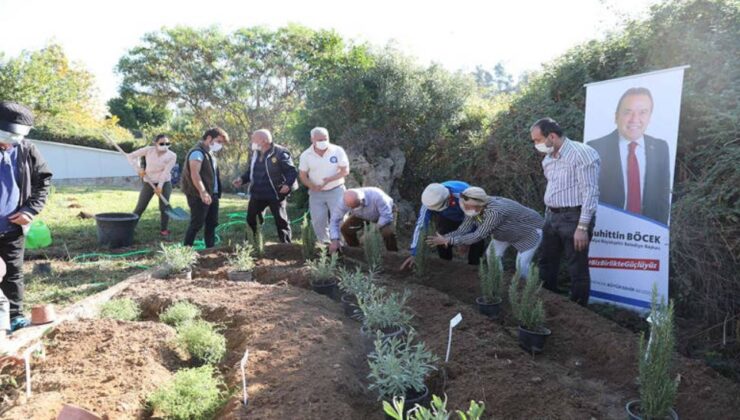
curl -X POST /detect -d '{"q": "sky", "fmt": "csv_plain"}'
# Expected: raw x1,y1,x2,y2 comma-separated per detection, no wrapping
0,0,659,105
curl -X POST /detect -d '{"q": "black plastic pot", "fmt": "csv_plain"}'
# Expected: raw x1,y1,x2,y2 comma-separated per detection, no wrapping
32,262,52,275
475,296,502,319
311,280,338,300
94,212,139,248
341,293,362,320
518,325,552,354
228,270,253,281
383,385,431,420
625,400,679,420
360,325,406,355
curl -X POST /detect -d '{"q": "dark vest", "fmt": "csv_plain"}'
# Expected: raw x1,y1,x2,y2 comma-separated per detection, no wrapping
181,143,221,198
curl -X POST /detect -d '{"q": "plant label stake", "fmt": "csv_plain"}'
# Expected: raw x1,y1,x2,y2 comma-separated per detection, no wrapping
445,313,462,363
23,342,45,398
240,349,249,407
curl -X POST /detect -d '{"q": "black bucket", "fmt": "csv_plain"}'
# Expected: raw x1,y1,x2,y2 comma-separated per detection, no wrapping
94,212,139,248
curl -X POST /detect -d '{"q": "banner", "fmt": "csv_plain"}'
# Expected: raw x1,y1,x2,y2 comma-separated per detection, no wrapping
584,66,688,311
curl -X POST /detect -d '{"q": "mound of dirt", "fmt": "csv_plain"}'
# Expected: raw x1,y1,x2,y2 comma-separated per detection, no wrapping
1,319,178,419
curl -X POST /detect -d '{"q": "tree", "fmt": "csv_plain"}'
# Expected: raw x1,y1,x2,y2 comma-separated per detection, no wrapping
107,87,171,134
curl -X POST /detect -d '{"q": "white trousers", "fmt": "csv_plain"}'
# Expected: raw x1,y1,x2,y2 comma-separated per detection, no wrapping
485,229,543,280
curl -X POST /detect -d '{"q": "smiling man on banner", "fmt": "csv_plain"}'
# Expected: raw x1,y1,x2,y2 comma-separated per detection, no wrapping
587,87,670,225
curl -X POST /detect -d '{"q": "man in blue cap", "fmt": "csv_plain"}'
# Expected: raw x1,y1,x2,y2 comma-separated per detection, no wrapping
0,101,53,332
400,181,486,270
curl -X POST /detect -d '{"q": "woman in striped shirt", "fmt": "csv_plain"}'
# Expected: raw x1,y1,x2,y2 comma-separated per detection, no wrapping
427,186,544,279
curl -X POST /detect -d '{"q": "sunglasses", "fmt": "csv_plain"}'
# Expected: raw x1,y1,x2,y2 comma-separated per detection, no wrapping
158,142,171,146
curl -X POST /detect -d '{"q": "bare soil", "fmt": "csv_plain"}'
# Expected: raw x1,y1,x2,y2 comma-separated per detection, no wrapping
2,243,738,419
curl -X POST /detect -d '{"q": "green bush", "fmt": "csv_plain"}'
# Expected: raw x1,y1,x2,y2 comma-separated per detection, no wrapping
368,332,438,400
337,267,374,300
176,320,227,365
300,214,317,261
158,243,199,273
478,252,504,303
638,285,679,418
413,223,433,279
359,288,413,332
147,365,225,420
384,394,485,420
159,301,201,327
306,247,338,286
99,298,140,321
245,221,265,257
363,224,384,272
228,243,256,272
508,265,545,331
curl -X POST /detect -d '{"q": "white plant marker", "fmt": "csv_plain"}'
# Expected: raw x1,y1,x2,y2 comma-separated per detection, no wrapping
445,313,463,363
240,348,249,407
23,341,45,398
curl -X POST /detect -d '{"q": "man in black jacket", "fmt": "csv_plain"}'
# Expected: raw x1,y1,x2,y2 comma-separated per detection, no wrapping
0,101,53,332
233,129,298,243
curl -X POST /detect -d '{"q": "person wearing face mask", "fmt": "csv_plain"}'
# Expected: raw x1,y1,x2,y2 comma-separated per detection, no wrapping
298,127,350,244
530,117,600,306
127,134,177,237
0,102,53,332
426,187,544,279
232,129,298,243
400,181,486,270
181,127,229,248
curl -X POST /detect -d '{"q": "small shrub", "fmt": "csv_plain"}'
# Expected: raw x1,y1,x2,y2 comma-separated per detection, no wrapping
99,298,140,321
300,214,317,260
414,224,434,278
368,332,438,400
176,320,226,365
158,243,198,273
338,267,375,300
508,265,545,331
159,301,201,327
638,284,679,419
360,289,413,332
147,365,225,420
384,394,486,420
306,247,338,286
228,243,256,272
478,252,504,303
363,224,384,272
246,221,265,257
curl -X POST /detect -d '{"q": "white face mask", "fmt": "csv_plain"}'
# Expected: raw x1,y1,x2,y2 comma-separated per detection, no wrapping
156,145,169,152
0,129,23,145
535,142,554,154
251,142,261,152
210,142,223,153
314,140,329,151
463,208,480,217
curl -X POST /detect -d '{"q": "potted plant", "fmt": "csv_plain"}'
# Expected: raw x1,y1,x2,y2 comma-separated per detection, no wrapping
307,247,339,299
626,285,679,420
368,332,438,415
246,221,265,258
337,267,376,320
364,224,384,272
476,252,504,319
155,243,198,280
359,288,413,353
227,243,256,281
384,394,485,420
300,214,318,261
508,264,551,354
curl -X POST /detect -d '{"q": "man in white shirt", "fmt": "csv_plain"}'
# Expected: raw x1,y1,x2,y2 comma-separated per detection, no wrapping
298,127,350,243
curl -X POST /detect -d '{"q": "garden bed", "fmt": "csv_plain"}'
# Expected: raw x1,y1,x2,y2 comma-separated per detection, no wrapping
2,244,739,419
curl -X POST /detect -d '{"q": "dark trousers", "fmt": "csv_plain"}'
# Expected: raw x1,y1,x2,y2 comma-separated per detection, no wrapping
341,216,398,251
247,197,291,243
435,215,486,265
184,194,219,248
133,181,173,231
538,211,595,306
0,229,25,319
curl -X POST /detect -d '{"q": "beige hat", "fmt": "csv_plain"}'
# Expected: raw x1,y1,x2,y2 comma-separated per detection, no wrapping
421,183,450,211
460,186,488,204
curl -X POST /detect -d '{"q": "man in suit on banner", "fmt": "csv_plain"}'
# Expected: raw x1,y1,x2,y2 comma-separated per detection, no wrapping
587,87,670,225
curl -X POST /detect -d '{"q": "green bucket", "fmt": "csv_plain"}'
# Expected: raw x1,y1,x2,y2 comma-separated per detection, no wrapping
25,220,53,249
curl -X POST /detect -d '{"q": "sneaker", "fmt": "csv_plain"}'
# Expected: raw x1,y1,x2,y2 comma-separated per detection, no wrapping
10,316,30,332
160,230,171,237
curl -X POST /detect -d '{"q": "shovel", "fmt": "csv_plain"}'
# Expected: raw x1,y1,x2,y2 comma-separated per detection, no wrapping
103,134,190,221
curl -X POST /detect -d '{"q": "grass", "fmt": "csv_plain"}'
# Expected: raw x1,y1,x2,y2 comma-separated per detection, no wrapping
147,365,226,420
22,185,307,309
99,298,141,321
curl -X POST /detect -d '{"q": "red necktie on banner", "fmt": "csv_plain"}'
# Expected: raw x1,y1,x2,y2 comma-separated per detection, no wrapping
627,141,641,213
